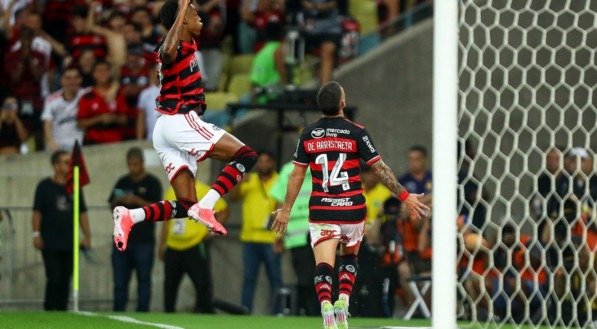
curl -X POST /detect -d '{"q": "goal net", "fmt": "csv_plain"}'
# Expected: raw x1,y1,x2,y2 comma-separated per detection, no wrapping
456,0,596,328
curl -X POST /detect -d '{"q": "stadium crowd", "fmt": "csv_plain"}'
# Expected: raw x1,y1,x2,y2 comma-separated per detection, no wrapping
0,0,430,155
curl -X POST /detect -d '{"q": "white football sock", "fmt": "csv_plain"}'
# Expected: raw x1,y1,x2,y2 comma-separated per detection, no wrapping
338,293,350,305
198,189,221,209
131,208,145,224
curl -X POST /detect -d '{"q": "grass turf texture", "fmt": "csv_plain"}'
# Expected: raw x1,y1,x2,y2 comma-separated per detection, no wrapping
0,312,567,329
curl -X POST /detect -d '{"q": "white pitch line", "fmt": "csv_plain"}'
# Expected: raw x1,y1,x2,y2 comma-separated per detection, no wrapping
77,311,185,329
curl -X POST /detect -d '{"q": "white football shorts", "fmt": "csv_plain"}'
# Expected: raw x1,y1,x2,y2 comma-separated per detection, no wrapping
309,222,365,248
153,111,226,182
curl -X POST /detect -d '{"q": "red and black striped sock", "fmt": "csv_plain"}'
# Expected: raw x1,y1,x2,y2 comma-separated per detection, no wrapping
141,199,194,222
314,262,334,304
338,255,358,298
211,146,257,196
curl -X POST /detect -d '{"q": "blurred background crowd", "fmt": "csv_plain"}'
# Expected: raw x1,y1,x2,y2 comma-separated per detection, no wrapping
0,0,431,155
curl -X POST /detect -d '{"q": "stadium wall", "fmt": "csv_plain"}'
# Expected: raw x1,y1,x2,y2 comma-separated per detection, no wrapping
0,141,294,314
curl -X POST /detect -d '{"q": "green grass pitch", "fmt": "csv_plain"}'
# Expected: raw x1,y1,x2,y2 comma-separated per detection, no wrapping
0,312,564,329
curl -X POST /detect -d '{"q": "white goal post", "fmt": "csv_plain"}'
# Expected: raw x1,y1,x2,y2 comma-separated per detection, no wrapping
434,1,596,329
432,0,458,328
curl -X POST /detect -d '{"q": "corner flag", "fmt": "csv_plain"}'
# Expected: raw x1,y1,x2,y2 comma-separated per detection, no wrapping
67,140,90,312
67,140,90,194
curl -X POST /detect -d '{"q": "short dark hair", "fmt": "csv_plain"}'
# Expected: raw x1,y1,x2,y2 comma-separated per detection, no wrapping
93,60,112,71
51,150,69,165
409,145,428,157
317,81,343,116
62,65,81,76
258,150,276,161
159,0,179,29
126,147,144,161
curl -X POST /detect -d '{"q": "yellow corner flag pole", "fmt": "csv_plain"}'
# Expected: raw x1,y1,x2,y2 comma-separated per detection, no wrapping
73,165,80,312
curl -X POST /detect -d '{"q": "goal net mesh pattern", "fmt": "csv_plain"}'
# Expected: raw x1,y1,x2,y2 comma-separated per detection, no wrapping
456,0,596,327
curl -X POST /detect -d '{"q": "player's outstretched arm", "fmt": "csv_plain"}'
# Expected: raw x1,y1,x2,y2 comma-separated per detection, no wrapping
371,160,430,220
271,164,307,234
161,0,190,64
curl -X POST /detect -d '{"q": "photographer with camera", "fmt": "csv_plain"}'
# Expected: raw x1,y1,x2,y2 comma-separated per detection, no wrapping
0,97,28,155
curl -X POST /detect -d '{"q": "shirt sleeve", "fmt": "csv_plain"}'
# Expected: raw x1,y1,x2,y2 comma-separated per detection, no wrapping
33,181,45,211
292,131,309,167
77,95,91,119
41,98,53,121
107,179,123,204
357,128,381,166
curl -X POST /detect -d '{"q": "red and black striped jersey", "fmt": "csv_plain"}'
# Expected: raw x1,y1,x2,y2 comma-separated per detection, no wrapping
156,40,206,115
293,116,382,224
68,33,108,60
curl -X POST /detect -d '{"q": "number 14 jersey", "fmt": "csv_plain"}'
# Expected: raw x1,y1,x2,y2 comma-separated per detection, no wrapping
293,116,382,224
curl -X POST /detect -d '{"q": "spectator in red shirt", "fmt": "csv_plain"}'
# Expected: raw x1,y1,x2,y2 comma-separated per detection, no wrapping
77,60,128,145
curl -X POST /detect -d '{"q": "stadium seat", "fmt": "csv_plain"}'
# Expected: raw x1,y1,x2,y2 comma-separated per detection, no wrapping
229,54,255,75
205,92,239,112
404,274,431,320
227,74,252,98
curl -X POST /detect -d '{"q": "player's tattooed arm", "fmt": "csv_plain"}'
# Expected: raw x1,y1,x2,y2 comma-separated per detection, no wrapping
372,160,430,219
371,160,406,196
161,0,190,64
